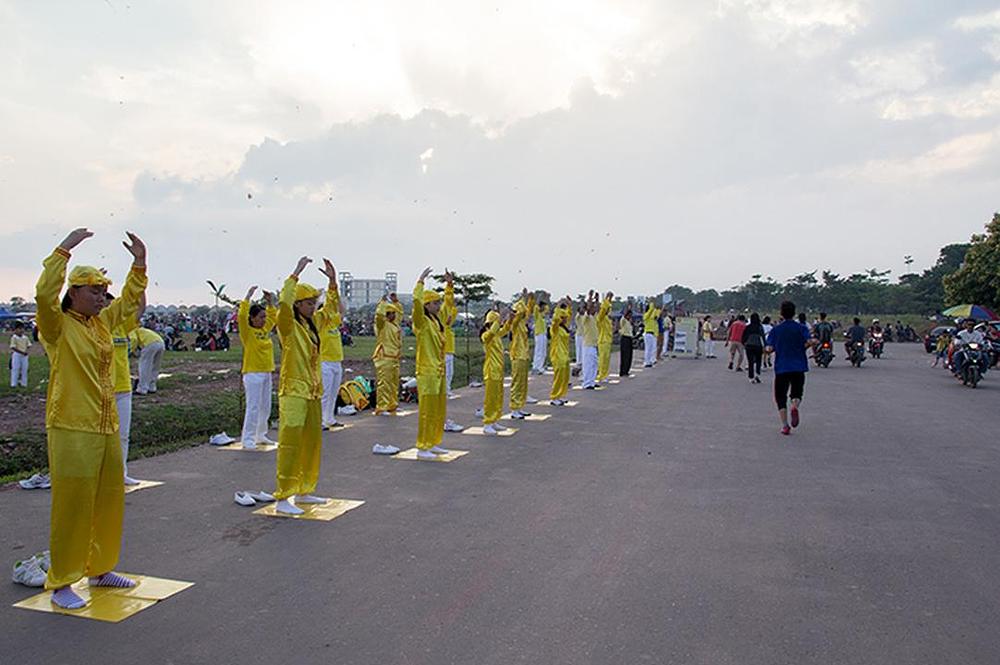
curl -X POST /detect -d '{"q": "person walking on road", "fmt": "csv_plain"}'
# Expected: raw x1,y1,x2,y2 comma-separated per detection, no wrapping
766,301,815,436
726,314,747,371
741,312,766,384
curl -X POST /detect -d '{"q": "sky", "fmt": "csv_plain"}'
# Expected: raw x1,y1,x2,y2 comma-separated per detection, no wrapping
1,0,999,305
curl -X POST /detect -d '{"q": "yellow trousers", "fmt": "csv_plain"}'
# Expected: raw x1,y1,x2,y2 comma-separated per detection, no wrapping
483,378,504,424
597,343,611,381
275,397,322,500
374,359,400,414
45,428,124,590
509,359,529,410
416,373,446,450
550,362,570,400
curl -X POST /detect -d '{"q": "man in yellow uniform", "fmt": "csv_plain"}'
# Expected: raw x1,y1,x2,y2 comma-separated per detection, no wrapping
412,268,450,460
508,289,536,419
372,294,403,415
642,300,661,367
531,301,549,374
319,281,346,430
129,326,164,394
596,291,613,383
579,291,600,388
480,307,520,434
36,227,147,609
548,298,572,405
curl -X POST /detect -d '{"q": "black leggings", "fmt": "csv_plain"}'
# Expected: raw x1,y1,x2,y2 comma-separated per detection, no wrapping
746,346,763,379
774,371,805,410
619,336,633,376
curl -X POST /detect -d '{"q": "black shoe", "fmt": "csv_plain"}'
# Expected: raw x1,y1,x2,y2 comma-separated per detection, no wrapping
728,363,733,370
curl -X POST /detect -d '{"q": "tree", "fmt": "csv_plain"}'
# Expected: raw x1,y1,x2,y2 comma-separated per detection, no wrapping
944,213,1000,310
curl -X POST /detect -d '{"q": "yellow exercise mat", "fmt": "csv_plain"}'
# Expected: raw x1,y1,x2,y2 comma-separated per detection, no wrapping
537,400,578,407
216,442,277,452
253,498,365,521
124,480,163,494
462,426,518,437
572,385,605,391
13,574,194,623
501,413,551,422
392,448,469,462
371,409,415,417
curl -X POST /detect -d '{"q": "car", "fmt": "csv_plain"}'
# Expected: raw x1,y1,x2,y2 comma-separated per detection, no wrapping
924,326,957,353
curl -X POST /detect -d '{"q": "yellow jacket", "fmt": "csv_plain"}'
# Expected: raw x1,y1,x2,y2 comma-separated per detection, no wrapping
36,248,147,434
580,313,599,347
276,276,338,399
533,304,548,337
643,304,660,335
128,327,162,349
372,301,403,361
441,282,457,355
111,317,139,393
238,300,277,374
548,306,571,364
509,296,535,361
597,298,613,345
481,310,523,380
412,282,446,378
318,288,344,362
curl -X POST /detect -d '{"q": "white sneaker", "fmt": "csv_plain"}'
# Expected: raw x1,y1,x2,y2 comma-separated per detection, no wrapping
275,500,304,515
416,450,437,460
18,473,51,490
525,396,539,404
123,475,141,486
260,437,277,446
32,551,50,572
510,411,526,420
443,420,465,433
294,494,327,504
483,424,499,435
493,422,507,431
430,446,450,454
372,443,400,455
12,557,46,587
234,491,256,507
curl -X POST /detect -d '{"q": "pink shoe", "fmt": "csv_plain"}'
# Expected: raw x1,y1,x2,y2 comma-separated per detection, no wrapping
780,425,791,436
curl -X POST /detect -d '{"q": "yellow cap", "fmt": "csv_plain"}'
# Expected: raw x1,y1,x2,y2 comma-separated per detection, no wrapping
422,290,442,304
68,266,112,288
294,282,320,301
485,310,500,324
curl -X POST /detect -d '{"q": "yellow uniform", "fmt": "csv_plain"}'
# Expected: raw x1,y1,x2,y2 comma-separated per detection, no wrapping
318,288,344,363
238,300,277,374
596,297,612,381
548,305,571,400
413,282,447,451
111,318,139,394
643,304,660,337
372,300,403,414
36,248,147,590
580,313,599,348
274,277,338,500
127,327,162,349
508,296,535,411
480,311,518,425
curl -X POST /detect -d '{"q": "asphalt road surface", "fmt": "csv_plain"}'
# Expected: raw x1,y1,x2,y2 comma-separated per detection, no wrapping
2,342,998,665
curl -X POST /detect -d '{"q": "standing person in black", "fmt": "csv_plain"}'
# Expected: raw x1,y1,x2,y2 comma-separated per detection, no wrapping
741,312,766,384
618,303,635,377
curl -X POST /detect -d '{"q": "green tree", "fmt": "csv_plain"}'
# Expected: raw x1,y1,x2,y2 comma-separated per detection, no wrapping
944,213,1000,310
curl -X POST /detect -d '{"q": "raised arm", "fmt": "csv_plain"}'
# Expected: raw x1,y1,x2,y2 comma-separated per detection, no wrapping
412,267,433,332
278,257,312,336
103,232,149,332
35,228,95,345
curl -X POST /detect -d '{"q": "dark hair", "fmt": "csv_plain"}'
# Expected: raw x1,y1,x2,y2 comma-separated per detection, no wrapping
762,316,771,324
249,304,265,319
798,313,807,324
750,312,760,326
13,321,25,330
737,314,746,322
780,301,796,320
853,317,861,325
60,291,74,312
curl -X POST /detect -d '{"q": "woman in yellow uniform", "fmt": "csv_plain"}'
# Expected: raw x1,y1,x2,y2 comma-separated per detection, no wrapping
238,286,277,449
508,289,536,420
596,291,613,383
273,256,339,515
372,293,403,415
642,300,661,367
412,267,450,460
36,227,147,609
318,280,346,430
548,297,572,406
480,306,521,434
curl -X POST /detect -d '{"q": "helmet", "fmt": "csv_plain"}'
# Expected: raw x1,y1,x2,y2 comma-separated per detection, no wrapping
872,318,880,324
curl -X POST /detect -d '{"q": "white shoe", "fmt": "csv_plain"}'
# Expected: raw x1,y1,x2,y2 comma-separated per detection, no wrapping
123,475,141,486
493,422,507,431
275,499,304,515
248,490,275,502
260,437,277,446
12,557,46,587
234,491,256,507
551,399,566,406
372,443,401,455
525,396,539,404
483,424,499,435
447,392,458,398
18,473,51,490
510,411,526,420
475,407,484,417
295,494,327,504
443,420,465,433
430,446,450,454
416,450,437,460
242,442,258,450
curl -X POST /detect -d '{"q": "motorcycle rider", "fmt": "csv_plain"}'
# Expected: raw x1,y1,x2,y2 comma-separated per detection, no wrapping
951,318,987,377
812,312,834,360
845,317,867,359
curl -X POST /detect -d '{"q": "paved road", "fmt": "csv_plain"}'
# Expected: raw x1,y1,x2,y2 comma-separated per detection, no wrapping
2,343,998,664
